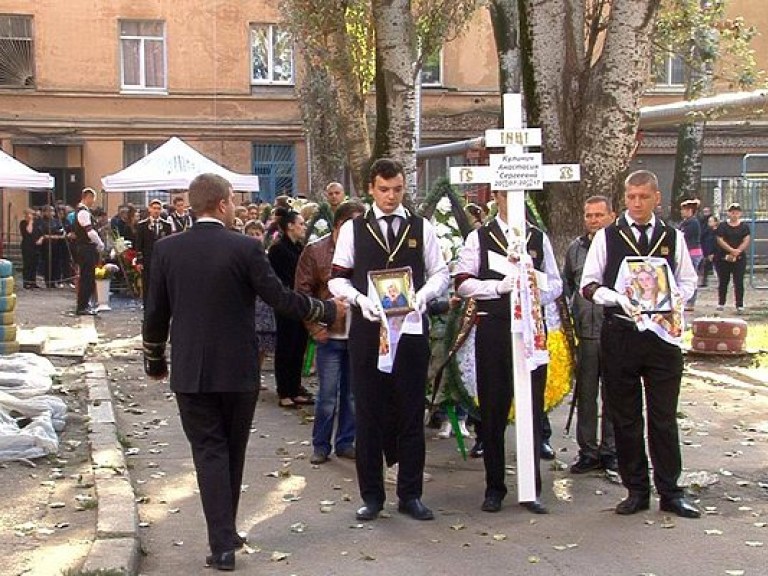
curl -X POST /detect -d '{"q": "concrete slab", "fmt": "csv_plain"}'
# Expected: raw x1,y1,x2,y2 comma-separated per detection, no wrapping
96,476,138,538
88,399,116,424
81,537,139,575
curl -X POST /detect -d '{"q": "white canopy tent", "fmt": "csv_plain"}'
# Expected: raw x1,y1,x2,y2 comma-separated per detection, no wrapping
0,150,54,189
101,137,259,192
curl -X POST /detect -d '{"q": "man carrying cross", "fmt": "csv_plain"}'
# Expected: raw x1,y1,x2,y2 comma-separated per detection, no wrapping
454,189,561,514
580,170,700,519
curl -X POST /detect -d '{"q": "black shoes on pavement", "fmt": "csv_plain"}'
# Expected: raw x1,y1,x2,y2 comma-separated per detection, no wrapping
520,500,549,514
481,495,503,513
660,496,702,519
615,493,650,515
310,450,329,464
540,441,555,460
570,454,618,474
356,501,383,521
398,498,435,520
205,550,235,571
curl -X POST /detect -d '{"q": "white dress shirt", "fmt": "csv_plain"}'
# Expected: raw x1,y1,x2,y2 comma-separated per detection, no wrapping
454,217,563,305
328,205,450,305
580,213,697,304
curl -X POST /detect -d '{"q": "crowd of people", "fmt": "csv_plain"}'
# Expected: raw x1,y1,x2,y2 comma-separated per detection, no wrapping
31,166,744,571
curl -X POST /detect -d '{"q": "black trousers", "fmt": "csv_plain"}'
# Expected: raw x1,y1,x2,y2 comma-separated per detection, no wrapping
715,256,746,307
601,316,683,499
274,315,308,399
75,244,98,311
175,391,258,554
21,244,39,287
475,315,544,500
349,332,430,506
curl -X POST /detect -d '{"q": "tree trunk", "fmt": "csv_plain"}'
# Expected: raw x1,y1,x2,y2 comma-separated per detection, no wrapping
514,0,660,257
326,23,372,196
372,0,419,193
489,0,522,95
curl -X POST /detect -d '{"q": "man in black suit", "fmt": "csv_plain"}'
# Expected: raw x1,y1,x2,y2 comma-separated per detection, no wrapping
134,198,172,306
142,173,343,571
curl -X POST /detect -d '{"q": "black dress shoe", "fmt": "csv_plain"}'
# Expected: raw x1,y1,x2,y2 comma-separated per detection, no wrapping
615,493,650,515
397,498,435,521
356,502,383,521
570,456,601,474
481,495,503,513
469,440,484,458
660,496,701,519
75,308,98,316
520,500,549,514
205,550,235,571
233,532,248,549
540,441,555,460
600,455,619,473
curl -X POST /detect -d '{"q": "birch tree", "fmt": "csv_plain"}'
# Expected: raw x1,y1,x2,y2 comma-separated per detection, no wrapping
491,0,662,256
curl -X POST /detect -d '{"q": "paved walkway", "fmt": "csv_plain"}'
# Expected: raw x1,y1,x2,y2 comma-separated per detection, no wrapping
9,284,768,575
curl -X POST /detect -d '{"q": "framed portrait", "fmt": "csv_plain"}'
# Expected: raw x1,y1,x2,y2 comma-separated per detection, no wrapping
623,257,672,314
369,266,414,316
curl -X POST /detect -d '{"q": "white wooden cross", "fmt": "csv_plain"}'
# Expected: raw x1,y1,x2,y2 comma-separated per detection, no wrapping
450,93,580,502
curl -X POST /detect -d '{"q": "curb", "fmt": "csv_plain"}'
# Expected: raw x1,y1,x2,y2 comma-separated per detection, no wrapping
82,361,140,575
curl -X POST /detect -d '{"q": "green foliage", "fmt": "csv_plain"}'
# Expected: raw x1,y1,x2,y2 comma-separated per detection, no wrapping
414,0,483,67
655,0,765,93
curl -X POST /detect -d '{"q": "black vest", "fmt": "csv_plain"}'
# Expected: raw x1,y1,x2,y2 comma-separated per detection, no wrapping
349,210,426,339
73,205,95,246
351,210,426,294
604,216,677,289
476,220,545,320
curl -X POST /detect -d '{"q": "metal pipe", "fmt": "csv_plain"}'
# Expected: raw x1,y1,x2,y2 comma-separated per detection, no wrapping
416,89,768,158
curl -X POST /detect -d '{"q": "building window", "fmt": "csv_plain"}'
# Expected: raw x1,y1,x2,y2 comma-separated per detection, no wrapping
120,20,166,91
123,141,167,206
421,48,442,86
653,52,685,88
252,143,295,202
0,14,34,87
250,25,293,85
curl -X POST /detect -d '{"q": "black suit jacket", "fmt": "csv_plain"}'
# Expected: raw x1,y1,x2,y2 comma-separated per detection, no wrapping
143,221,335,393
135,217,173,266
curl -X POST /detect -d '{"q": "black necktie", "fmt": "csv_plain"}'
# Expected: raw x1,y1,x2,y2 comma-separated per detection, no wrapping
382,215,398,250
634,222,650,254
153,220,160,236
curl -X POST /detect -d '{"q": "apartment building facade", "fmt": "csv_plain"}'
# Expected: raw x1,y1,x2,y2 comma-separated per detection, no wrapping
0,0,498,229
0,0,766,228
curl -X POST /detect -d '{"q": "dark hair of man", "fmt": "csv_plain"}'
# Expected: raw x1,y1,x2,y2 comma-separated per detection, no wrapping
369,158,404,186
173,195,185,205
624,170,658,190
276,208,301,234
189,173,231,215
334,200,365,228
585,195,611,209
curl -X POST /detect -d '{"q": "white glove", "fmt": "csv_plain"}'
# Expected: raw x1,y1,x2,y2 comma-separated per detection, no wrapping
594,287,640,317
356,294,382,323
496,274,515,295
413,290,427,314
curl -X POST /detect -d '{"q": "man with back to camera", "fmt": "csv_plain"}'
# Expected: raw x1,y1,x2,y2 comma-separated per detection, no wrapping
562,195,617,474
580,170,700,519
73,187,104,315
329,158,449,522
142,173,344,571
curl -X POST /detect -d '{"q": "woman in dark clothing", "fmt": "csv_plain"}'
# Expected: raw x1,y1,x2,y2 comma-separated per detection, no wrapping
268,208,312,407
20,208,42,289
715,203,751,312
